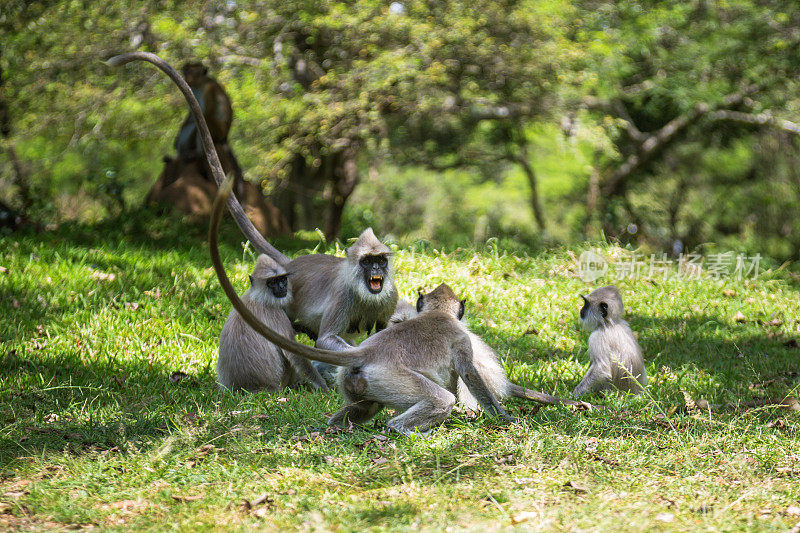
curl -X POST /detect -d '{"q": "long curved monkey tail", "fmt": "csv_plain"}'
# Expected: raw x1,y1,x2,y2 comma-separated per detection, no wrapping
106,51,290,267
507,384,595,411
209,171,362,367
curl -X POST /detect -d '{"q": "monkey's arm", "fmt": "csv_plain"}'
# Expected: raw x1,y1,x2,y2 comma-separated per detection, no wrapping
203,81,229,142
572,363,612,398
452,338,512,421
315,299,357,351
106,51,290,267
280,348,330,392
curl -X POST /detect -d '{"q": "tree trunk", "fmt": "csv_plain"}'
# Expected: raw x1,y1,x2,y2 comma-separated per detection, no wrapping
0,48,32,213
513,147,545,232
584,161,601,238
324,148,359,241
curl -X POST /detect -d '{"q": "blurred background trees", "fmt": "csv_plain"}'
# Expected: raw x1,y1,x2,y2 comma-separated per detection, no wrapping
2,0,800,259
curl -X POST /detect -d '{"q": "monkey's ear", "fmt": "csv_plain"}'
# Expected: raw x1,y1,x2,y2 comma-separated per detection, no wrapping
599,302,608,317
458,299,466,320
416,293,424,313
581,294,588,303
248,275,254,286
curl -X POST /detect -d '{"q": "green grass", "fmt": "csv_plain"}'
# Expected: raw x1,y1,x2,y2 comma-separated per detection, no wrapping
1,213,799,531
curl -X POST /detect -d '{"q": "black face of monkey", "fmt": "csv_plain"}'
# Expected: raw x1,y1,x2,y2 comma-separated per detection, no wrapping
579,295,607,318
580,295,589,320
360,254,389,294
265,274,289,299
181,63,208,86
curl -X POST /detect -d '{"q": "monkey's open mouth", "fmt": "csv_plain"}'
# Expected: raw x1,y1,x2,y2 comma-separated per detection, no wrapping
368,275,384,293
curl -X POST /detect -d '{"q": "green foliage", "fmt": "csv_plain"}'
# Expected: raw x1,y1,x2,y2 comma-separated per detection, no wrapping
2,0,800,256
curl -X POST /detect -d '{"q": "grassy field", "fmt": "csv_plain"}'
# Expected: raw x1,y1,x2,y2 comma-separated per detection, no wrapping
1,213,799,531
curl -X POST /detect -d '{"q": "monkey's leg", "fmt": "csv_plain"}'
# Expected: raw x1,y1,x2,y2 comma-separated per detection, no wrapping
452,342,513,422
282,351,330,392
328,401,383,427
385,370,456,437
572,365,612,398
314,333,357,383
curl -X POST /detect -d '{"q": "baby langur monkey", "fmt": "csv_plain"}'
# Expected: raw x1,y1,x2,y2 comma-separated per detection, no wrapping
217,254,328,392
573,285,647,397
389,300,592,411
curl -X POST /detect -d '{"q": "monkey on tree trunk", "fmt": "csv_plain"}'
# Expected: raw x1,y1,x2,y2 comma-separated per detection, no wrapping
174,62,232,163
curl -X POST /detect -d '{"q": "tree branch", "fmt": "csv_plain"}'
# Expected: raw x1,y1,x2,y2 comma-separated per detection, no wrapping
708,110,800,136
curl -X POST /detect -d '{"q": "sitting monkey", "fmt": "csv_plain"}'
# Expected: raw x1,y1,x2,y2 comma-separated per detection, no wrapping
217,254,328,392
573,285,647,397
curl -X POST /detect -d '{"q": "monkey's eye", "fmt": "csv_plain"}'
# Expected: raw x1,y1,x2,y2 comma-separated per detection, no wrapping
377,257,388,268
359,258,371,268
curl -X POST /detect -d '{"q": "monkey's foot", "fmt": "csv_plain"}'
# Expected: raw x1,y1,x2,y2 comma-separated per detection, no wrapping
313,362,340,385
387,420,431,438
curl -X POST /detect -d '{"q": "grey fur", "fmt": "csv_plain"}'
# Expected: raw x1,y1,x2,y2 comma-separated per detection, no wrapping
573,285,647,397
285,228,398,379
389,300,591,411
217,254,328,392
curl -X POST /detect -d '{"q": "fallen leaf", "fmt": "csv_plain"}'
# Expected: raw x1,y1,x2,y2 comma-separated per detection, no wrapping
252,494,273,507
588,452,620,466
787,506,800,517
734,311,747,323
170,494,202,502
372,456,389,466
0,266,7,275
723,289,736,297
494,453,515,465
125,302,140,311
782,397,800,412
11,299,19,309
277,397,289,403
253,507,269,518
767,318,783,327
511,511,538,524
524,327,539,335
169,371,189,384
655,512,675,523
562,481,587,494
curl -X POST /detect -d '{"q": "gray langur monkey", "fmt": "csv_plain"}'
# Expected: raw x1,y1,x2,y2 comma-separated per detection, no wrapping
389,300,591,411
573,285,647,397
209,172,589,435
286,228,397,380
108,52,398,375
217,254,328,393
